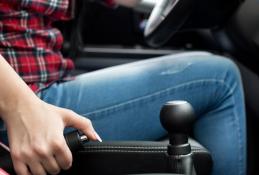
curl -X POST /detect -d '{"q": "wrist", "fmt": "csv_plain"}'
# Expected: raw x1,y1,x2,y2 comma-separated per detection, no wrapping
0,56,42,124
0,88,41,123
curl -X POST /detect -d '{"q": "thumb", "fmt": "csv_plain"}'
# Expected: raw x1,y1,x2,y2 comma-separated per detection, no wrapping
63,110,102,142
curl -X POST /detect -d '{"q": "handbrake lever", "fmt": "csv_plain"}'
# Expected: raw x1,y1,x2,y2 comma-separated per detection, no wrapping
65,130,89,152
0,130,87,174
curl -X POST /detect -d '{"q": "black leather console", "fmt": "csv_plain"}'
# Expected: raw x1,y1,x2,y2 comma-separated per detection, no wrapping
64,101,213,175
0,101,213,175
68,138,212,175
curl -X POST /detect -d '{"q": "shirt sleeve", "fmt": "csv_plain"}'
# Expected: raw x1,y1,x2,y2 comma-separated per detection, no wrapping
9,0,72,20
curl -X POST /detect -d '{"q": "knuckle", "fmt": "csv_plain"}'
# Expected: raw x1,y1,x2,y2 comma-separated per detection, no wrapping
11,150,22,160
32,144,48,158
51,140,63,151
83,118,92,127
20,148,33,160
66,109,75,116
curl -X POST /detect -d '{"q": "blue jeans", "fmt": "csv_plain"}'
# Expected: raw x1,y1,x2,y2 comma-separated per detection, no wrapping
0,52,246,175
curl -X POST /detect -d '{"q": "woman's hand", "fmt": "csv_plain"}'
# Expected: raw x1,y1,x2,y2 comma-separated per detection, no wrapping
3,99,100,175
1,54,101,175
1,41,100,175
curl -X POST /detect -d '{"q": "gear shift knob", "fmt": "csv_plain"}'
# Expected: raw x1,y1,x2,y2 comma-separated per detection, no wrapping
160,101,197,174
160,101,195,134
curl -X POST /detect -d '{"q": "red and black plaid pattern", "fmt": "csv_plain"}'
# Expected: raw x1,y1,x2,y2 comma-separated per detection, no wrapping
0,0,114,92
7,0,71,20
0,0,74,92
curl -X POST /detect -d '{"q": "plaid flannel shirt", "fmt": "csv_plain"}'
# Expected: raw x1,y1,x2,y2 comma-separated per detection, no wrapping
0,0,114,92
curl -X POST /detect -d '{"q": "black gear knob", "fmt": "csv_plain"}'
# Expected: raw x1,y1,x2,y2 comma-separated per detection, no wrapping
160,101,195,134
160,101,195,146
160,101,197,174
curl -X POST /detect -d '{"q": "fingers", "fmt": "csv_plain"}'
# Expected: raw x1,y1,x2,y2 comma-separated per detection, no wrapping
51,139,72,170
27,161,46,175
13,157,58,175
41,156,60,174
63,110,102,141
11,139,70,175
12,158,32,175
9,104,99,175
30,142,62,175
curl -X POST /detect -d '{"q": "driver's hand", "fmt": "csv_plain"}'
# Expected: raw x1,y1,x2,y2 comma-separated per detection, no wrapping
3,100,100,175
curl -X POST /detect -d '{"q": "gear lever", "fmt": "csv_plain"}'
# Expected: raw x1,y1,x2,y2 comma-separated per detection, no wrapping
160,101,196,175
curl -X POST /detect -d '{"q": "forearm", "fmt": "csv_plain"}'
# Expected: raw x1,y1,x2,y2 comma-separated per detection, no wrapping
0,56,99,175
0,55,39,121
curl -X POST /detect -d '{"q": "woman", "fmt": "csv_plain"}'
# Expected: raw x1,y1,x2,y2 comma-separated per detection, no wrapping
0,0,246,175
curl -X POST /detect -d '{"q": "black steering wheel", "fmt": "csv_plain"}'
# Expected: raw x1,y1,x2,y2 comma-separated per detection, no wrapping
144,0,193,47
145,0,242,47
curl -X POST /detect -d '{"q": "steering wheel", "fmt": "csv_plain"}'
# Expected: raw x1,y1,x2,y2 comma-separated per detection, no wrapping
144,0,193,47
144,0,243,48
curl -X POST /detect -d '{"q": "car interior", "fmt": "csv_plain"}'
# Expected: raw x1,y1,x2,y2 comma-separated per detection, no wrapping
0,0,259,174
